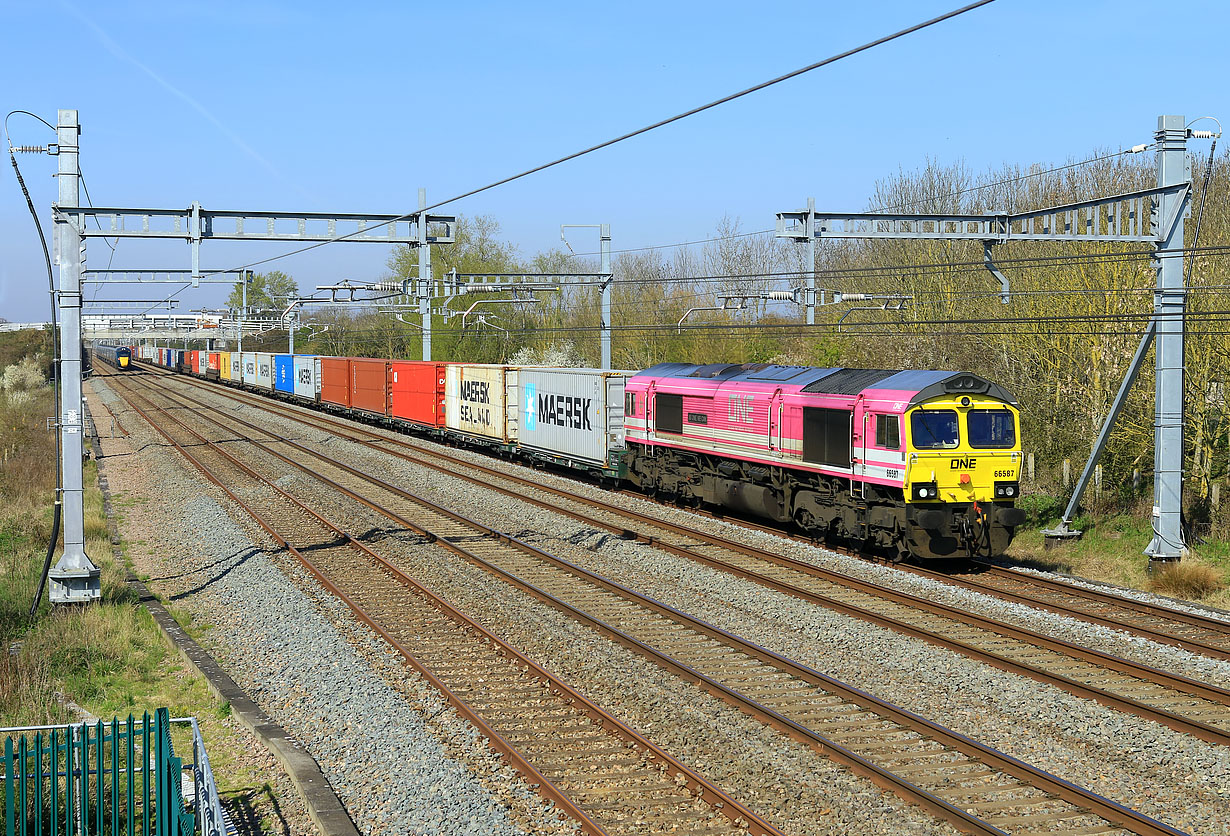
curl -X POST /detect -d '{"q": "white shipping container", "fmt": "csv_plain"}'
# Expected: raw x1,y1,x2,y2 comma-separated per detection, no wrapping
253,352,274,390
241,352,258,385
293,355,321,400
445,364,512,442
230,352,242,380
195,351,207,375
518,368,630,467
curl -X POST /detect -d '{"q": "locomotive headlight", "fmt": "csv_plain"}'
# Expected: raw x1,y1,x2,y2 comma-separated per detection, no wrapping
960,396,971,406
912,482,939,501
994,481,1020,498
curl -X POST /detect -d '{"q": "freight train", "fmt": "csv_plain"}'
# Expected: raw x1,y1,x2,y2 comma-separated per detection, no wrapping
121,345,1026,561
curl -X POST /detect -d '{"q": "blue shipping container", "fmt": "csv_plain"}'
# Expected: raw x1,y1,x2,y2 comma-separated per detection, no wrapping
274,354,295,393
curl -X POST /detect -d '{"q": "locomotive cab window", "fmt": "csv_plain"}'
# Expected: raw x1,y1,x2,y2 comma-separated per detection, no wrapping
910,409,959,449
874,414,900,449
625,391,636,416
655,393,683,434
968,409,1016,448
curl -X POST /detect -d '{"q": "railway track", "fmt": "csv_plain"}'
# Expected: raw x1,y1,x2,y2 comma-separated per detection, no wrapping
130,366,1230,747
104,371,786,836
901,563,1230,662
130,361,1230,663
106,370,1194,836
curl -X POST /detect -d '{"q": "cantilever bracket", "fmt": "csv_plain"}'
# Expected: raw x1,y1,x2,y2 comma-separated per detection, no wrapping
189,201,203,287
983,241,1010,304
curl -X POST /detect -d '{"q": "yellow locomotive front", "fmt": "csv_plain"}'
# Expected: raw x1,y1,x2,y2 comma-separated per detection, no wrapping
902,391,1025,559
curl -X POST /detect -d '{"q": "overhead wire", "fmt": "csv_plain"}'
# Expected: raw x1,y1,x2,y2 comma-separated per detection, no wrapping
558,146,1153,259
602,241,1230,287
196,0,997,280
5,109,63,618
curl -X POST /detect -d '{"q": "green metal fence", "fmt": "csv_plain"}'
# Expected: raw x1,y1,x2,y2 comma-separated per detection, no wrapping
1,708,194,836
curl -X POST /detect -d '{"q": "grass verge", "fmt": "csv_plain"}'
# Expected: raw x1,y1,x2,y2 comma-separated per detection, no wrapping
0,380,290,834
1007,511,1230,610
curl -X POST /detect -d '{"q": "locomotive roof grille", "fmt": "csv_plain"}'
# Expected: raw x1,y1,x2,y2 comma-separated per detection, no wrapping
800,368,898,395
686,363,761,378
744,365,821,382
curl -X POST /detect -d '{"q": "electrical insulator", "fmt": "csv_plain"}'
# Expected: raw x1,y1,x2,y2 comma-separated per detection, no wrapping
372,281,404,293
1189,130,1216,139
839,293,870,302
765,291,796,301
12,145,48,154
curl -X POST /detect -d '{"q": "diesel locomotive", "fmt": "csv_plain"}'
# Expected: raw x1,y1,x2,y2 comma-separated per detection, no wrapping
624,363,1025,561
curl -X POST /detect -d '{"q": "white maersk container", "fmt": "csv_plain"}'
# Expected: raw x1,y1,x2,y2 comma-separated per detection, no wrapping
229,352,242,381
518,368,630,470
445,364,517,443
253,352,274,390
293,355,321,401
241,353,258,385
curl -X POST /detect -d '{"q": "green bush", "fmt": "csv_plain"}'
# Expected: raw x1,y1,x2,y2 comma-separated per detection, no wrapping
1017,492,1064,526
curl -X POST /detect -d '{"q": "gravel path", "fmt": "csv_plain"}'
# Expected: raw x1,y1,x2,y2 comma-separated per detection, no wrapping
176,379,1230,836
90,377,572,836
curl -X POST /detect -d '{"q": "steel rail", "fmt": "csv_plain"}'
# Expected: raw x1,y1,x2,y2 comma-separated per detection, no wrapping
138,368,1230,746
118,372,1190,836
104,374,787,836
138,360,1230,663
910,562,1230,660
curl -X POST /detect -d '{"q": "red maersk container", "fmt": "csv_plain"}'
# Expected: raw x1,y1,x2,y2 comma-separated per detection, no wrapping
207,352,221,372
350,358,390,416
189,350,200,375
320,357,352,407
389,361,447,427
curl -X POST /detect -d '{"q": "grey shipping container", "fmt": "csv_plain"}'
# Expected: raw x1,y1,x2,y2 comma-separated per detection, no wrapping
517,368,630,469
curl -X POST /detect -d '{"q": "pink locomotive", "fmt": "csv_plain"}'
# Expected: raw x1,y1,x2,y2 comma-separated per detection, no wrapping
624,363,1025,561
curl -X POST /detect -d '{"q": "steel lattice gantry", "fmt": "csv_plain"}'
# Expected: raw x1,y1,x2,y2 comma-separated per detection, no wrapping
775,184,1186,245
776,116,1196,564
61,204,456,286
47,110,456,604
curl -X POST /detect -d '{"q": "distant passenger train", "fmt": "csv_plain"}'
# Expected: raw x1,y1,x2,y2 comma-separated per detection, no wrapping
133,346,1025,562
90,343,132,371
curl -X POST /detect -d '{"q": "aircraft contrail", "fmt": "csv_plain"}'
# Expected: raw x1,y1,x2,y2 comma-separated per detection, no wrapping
64,1,319,203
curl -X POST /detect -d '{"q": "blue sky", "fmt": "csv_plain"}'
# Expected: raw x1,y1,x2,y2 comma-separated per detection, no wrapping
2,0,1225,321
